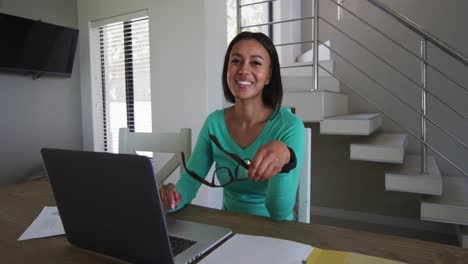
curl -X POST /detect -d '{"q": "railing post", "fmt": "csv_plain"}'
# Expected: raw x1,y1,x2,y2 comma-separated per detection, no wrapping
313,0,319,91
337,0,344,20
420,38,428,173
237,0,242,34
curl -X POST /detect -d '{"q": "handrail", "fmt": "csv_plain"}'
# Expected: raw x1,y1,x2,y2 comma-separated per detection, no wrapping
319,63,468,178
320,41,468,153
323,0,419,62
324,0,468,96
240,16,314,30
281,63,313,69
319,17,468,123
323,0,468,176
274,40,314,47
368,0,468,67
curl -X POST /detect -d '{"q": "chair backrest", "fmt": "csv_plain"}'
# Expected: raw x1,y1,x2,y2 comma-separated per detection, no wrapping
297,127,311,224
118,127,191,185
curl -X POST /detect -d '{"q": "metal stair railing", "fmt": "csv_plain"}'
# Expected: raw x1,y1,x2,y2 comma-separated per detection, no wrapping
318,45,468,178
364,0,468,173
326,0,468,174
367,0,468,68
318,17,468,123
236,0,468,178
322,0,468,177
319,40,468,153
326,0,468,96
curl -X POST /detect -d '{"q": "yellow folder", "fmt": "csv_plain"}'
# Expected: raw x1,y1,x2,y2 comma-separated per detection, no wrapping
306,248,406,264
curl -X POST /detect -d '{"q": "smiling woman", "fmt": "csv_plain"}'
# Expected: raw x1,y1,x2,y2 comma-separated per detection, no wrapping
159,32,305,221
223,32,282,111
226,39,272,105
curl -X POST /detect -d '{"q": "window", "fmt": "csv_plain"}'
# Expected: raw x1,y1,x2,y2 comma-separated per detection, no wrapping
91,11,152,153
227,0,273,44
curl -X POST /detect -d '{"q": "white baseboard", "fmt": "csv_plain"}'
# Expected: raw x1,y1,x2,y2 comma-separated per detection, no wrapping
311,205,454,234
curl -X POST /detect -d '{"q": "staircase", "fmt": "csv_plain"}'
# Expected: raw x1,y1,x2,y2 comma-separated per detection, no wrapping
282,20,467,251
283,52,468,246
237,0,468,247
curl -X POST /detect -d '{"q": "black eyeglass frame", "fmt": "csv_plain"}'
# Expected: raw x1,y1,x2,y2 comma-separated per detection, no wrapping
180,135,250,188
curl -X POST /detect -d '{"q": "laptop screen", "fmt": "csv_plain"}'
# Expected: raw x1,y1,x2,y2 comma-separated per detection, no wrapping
41,148,232,264
41,148,176,263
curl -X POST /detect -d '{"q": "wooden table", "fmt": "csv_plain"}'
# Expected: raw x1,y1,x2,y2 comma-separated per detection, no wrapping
1,179,467,264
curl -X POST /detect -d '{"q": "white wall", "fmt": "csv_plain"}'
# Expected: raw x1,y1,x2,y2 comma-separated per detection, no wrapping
77,0,226,208
0,0,82,184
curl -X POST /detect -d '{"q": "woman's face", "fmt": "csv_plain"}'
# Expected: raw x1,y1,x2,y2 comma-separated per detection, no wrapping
227,39,272,103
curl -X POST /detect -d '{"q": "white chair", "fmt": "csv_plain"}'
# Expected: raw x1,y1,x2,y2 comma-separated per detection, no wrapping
118,127,191,185
119,126,310,221
297,128,312,224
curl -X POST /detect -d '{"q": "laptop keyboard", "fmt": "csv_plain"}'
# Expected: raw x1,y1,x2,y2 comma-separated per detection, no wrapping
169,236,197,256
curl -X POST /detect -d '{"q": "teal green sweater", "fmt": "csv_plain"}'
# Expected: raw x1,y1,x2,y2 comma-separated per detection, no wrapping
173,107,305,221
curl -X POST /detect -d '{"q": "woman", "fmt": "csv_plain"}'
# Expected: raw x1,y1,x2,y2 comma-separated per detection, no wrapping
160,32,305,221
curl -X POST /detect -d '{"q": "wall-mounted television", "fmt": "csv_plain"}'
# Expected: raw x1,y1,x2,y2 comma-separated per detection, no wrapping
0,13,79,78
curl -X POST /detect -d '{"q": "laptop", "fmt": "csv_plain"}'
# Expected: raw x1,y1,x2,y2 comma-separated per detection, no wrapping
40,148,232,264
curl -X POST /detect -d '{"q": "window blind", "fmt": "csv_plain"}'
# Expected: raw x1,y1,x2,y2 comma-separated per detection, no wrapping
91,14,151,153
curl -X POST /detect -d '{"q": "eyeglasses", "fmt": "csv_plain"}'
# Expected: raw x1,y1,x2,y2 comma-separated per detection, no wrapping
181,135,251,187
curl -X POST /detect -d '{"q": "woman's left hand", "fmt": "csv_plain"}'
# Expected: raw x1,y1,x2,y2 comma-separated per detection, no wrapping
248,140,290,181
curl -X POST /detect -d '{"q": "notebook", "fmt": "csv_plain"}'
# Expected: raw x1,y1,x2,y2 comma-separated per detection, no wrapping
40,148,232,264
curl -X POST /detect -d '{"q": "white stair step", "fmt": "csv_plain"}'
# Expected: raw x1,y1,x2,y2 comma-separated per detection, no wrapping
385,155,442,195
421,176,468,226
281,60,339,93
455,225,468,248
350,133,408,163
320,113,382,135
296,40,331,62
283,91,348,122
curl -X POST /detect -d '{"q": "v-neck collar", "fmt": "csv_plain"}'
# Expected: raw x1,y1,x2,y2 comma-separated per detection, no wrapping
221,108,275,152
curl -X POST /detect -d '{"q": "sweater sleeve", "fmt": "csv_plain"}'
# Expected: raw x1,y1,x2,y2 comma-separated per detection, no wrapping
265,116,305,221
170,116,214,212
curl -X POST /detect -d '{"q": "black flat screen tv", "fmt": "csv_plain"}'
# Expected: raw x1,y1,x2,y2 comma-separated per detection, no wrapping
0,13,79,78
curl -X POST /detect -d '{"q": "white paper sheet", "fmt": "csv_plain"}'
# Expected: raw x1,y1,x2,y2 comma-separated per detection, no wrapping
18,206,65,241
198,234,314,264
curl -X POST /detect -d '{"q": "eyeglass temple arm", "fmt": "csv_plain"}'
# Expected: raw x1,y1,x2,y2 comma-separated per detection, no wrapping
180,152,224,188
209,135,250,169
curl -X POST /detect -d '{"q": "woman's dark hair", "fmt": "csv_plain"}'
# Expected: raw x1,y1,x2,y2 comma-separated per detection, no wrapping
222,31,283,110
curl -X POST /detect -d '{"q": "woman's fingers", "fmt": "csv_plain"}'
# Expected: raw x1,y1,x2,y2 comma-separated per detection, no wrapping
250,151,282,181
171,190,181,209
159,185,169,210
160,183,180,210
249,141,289,181
261,162,282,180
256,157,282,181
248,151,264,179
167,185,178,209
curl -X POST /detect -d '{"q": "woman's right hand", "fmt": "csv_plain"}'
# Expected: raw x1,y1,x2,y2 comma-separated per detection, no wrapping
159,183,182,210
